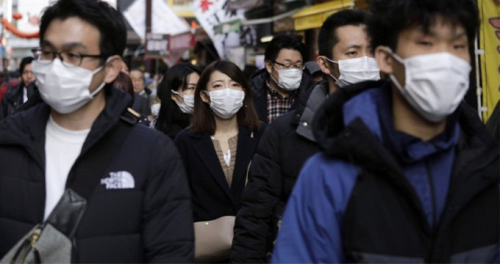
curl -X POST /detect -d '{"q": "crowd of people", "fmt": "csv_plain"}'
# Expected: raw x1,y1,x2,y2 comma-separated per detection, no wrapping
0,0,498,263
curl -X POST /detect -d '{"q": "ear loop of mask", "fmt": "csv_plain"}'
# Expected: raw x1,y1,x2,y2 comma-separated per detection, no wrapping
384,48,407,93
171,89,185,100
321,56,340,82
89,57,112,97
269,64,282,86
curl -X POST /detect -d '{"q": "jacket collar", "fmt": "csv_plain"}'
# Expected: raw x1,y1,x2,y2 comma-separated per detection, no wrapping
312,79,499,224
0,86,132,168
190,126,258,204
295,80,329,142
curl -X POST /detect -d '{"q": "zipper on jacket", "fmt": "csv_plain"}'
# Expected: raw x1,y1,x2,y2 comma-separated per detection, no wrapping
425,162,438,229
425,162,438,262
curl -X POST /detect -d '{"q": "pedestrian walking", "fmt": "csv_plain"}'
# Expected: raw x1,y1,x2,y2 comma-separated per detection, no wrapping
174,60,263,262
0,0,194,262
272,0,499,262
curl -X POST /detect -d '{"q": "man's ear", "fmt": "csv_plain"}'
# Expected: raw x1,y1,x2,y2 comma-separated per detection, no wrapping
264,60,273,75
317,56,331,75
103,55,124,83
375,46,394,75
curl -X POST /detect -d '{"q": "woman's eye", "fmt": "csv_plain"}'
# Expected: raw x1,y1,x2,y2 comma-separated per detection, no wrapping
346,51,357,56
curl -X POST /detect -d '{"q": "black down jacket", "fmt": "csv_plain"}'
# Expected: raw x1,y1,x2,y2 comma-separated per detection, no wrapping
0,87,194,263
232,80,329,262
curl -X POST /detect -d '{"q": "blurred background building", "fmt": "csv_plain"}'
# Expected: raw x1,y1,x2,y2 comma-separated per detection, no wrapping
0,0,497,122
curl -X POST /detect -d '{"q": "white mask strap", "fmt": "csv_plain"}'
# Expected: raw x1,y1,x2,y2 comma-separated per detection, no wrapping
321,56,339,81
384,48,405,65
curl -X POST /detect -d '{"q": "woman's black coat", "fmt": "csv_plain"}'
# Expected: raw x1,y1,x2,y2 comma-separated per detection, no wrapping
174,126,262,222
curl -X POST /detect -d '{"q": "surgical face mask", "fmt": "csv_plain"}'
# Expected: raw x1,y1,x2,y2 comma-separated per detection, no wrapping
32,58,106,114
324,56,380,88
387,50,471,123
270,67,302,91
204,88,245,119
151,103,161,116
171,90,195,114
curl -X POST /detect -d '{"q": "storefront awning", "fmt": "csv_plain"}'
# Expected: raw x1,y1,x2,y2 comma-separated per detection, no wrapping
293,0,355,31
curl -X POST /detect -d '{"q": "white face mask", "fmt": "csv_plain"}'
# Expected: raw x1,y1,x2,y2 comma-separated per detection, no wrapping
388,50,471,123
204,88,245,119
32,58,106,114
151,103,161,116
324,56,380,88
171,90,195,114
270,67,302,91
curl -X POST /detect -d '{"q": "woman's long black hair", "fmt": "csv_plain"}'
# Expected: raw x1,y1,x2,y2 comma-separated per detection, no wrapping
155,63,201,137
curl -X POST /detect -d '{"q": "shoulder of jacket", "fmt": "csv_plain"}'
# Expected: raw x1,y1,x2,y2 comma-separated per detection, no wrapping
120,107,140,125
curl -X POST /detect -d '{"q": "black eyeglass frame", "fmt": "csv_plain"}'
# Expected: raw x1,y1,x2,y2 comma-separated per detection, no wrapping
31,48,106,67
272,60,305,70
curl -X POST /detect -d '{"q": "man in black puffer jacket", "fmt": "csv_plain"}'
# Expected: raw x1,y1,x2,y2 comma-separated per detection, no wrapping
232,9,380,263
0,0,193,262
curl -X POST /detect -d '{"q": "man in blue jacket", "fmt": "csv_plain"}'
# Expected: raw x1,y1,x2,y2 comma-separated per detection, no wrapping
272,0,499,263
0,0,193,262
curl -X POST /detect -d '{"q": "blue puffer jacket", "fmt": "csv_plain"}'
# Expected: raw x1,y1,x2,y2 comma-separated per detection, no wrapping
272,81,499,263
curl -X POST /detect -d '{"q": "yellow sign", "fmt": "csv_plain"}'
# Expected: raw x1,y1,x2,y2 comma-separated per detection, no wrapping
478,0,500,122
293,0,355,31
168,0,195,18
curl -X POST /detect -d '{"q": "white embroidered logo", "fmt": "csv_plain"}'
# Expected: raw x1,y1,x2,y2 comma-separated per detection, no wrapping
101,171,135,189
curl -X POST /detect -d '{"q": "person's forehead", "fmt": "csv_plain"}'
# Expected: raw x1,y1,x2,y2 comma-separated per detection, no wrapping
210,71,232,82
43,17,101,52
130,71,144,78
403,19,467,39
276,48,303,62
336,25,367,43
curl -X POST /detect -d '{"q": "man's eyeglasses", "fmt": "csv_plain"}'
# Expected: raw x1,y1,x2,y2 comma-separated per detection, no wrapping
273,60,304,70
32,48,105,67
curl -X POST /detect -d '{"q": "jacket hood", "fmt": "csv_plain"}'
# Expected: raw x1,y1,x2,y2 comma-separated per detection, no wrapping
250,68,268,93
0,86,133,157
294,80,328,141
312,80,498,176
312,80,381,153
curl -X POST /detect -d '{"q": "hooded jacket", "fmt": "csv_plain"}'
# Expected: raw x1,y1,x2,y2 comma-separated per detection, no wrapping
272,81,499,263
0,87,194,263
232,80,327,262
250,69,312,124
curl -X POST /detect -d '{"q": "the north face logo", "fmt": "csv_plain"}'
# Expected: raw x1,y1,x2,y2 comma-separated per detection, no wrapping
101,171,135,189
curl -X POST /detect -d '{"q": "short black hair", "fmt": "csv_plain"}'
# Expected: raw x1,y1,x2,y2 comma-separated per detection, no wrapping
264,34,306,62
318,9,370,59
19,57,34,74
368,0,479,54
39,0,126,57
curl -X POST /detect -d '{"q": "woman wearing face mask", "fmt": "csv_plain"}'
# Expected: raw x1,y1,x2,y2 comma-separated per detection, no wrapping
174,60,262,262
153,63,200,138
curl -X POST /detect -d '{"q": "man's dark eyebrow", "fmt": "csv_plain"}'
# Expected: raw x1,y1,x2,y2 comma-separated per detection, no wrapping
40,41,88,51
345,44,362,50
40,40,54,48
